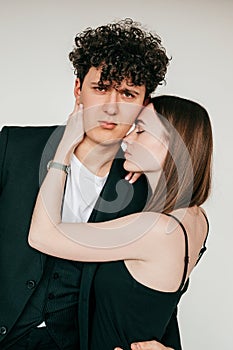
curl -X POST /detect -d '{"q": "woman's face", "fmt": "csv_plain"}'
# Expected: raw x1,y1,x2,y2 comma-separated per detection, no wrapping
123,104,169,173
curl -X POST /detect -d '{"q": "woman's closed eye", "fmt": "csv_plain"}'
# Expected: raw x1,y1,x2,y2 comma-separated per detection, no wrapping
135,126,145,134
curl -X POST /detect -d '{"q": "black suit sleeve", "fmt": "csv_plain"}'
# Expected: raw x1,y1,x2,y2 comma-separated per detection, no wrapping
0,127,8,192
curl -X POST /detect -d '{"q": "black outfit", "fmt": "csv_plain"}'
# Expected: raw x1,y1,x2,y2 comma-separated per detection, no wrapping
90,213,208,350
0,126,184,350
0,126,82,350
5,327,60,350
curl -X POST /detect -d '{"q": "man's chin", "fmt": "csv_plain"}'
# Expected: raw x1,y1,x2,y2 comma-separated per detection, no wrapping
98,138,122,147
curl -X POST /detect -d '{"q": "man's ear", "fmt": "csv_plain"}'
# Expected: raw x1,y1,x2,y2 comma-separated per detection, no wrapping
74,78,82,104
143,96,151,106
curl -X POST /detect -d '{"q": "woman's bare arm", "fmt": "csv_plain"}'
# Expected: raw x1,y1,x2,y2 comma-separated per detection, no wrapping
29,164,160,262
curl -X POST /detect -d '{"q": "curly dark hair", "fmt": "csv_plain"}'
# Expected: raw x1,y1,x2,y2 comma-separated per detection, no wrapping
69,18,170,96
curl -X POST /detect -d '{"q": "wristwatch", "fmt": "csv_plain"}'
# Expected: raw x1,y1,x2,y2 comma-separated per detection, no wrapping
47,160,70,174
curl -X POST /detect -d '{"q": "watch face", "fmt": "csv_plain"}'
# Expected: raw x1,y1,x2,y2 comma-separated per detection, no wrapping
47,160,52,171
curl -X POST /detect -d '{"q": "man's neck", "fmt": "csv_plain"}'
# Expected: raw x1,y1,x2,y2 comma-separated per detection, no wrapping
74,137,121,177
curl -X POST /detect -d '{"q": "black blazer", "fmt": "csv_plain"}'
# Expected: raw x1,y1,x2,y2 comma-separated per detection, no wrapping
0,125,65,341
0,126,181,349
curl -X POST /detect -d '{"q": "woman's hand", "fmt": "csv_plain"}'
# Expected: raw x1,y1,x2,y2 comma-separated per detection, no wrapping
54,103,84,164
114,340,174,350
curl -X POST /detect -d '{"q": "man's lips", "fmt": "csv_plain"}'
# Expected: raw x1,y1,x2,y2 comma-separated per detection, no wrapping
99,121,118,130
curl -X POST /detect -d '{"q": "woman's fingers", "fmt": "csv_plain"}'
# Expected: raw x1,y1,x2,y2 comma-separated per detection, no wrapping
66,103,84,143
131,340,174,350
125,172,142,184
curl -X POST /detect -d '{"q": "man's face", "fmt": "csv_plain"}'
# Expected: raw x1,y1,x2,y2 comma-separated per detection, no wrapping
74,67,146,146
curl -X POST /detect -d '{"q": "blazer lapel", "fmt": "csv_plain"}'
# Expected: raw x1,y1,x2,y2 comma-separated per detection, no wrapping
38,125,65,268
39,125,65,185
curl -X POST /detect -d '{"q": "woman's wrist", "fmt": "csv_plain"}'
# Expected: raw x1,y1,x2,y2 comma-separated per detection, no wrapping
53,145,73,165
47,160,71,175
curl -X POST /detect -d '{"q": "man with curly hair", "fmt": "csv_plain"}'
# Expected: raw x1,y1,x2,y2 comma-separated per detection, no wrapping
0,19,177,350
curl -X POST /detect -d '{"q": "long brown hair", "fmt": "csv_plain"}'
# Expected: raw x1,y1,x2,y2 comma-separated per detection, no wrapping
145,95,213,213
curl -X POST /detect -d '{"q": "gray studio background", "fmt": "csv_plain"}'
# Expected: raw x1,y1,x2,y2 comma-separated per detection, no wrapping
0,0,232,348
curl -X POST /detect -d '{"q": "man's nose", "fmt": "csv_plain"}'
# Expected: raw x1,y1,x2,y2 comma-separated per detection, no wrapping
103,91,119,116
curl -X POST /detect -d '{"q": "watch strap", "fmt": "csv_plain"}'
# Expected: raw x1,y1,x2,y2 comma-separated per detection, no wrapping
47,160,70,174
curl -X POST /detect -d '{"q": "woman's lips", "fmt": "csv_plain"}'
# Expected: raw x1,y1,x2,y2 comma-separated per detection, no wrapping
99,121,117,130
124,150,132,158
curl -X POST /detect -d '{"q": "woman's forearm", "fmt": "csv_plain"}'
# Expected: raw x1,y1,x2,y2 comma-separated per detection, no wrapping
28,155,157,263
36,106,84,226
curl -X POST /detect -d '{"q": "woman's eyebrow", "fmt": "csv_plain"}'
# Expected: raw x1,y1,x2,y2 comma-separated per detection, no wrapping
135,119,145,125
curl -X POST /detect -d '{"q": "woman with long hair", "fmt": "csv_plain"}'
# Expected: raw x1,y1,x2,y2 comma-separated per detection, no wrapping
29,95,212,350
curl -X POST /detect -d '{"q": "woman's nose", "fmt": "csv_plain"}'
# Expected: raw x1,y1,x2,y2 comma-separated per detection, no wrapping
123,128,136,144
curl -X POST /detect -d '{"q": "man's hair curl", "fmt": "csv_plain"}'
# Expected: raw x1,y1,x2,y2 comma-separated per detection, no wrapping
69,18,170,96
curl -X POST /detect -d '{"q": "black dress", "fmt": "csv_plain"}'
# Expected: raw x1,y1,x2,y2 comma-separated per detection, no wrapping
90,213,208,350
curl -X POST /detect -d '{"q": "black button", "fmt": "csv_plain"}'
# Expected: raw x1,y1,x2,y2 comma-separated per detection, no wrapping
26,280,36,289
53,272,59,280
0,326,7,335
48,293,55,300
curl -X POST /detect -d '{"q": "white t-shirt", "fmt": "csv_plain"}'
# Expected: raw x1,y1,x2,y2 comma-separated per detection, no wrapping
62,154,109,223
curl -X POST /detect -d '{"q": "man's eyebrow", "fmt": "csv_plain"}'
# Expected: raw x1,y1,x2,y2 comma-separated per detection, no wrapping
90,82,140,95
90,82,110,86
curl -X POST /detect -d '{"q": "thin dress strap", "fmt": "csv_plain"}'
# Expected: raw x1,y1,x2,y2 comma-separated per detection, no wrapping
195,209,209,266
164,213,189,292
